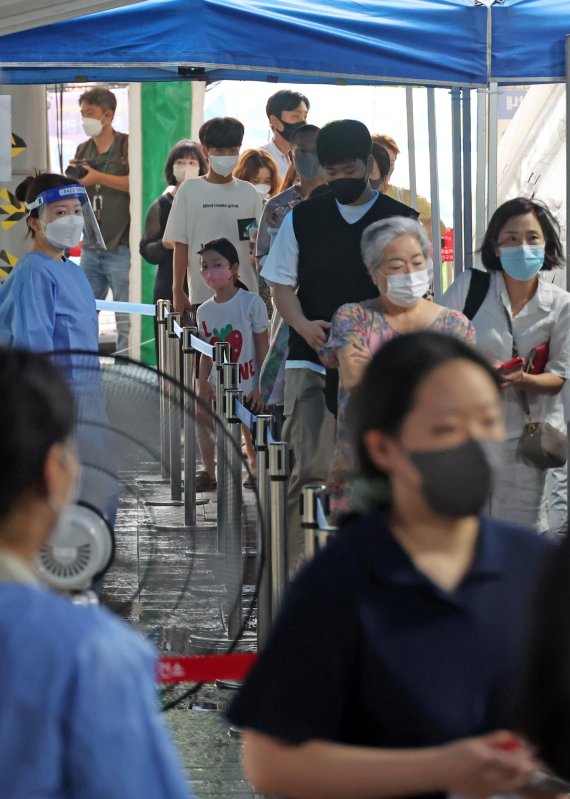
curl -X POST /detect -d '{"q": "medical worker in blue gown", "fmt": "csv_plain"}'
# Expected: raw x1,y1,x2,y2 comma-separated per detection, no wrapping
0,348,191,799
0,173,118,525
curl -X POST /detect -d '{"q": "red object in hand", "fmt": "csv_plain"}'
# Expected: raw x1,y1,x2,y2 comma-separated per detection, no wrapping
498,357,524,372
498,737,525,752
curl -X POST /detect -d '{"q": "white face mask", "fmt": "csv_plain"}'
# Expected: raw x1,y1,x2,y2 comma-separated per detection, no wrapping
383,268,431,307
44,215,84,250
81,117,104,138
208,154,239,177
253,183,271,197
173,162,200,183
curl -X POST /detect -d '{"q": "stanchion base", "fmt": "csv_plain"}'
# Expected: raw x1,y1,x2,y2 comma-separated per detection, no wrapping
189,630,256,654
215,679,242,691
137,475,170,485
144,499,184,507
189,584,257,598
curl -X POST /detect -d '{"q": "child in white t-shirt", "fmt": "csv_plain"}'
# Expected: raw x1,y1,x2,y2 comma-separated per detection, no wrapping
196,238,269,490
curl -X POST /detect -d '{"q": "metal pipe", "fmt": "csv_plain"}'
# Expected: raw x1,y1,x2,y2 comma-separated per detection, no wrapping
300,484,326,562
182,327,197,527
475,87,488,253
224,388,243,641
166,312,182,502
487,81,499,221
451,87,464,277
268,441,289,616
405,86,417,210
214,341,231,553
255,414,273,649
427,87,443,301
462,88,474,272
156,299,171,477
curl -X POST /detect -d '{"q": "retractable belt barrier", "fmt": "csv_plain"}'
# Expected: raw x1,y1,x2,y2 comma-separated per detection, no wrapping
92,299,327,653
158,652,256,684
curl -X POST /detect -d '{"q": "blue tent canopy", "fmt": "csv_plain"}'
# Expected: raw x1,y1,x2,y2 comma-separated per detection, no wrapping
0,0,488,86
0,0,569,87
491,0,570,83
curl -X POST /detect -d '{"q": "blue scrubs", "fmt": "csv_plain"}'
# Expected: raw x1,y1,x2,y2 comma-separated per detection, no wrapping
0,580,191,799
0,251,98,354
0,251,118,525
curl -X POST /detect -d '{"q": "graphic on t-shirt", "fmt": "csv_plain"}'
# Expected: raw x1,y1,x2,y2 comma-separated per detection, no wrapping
203,321,243,363
237,217,256,241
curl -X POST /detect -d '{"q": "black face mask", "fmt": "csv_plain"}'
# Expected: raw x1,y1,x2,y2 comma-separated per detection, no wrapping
277,119,307,143
410,438,504,518
327,174,368,205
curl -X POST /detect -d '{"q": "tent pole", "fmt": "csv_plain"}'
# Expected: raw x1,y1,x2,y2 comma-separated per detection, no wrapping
451,87,463,276
475,87,487,256
566,36,570,293
462,88,473,272
405,86,417,209
487,80,498,221
427,87,442,301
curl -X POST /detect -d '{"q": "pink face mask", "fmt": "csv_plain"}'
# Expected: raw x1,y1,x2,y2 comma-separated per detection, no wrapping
201,265,235,291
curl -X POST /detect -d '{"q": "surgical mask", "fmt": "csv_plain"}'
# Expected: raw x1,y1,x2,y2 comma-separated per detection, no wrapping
410,438,503,518
81,117,104,138
254,183,271,197
499,244,545,281
294,152,322,181
327,174,368,205
209,155,239,177
201,265,235,291
44,215,84,250
277,119,306,143
173,163,200,183
383,268,431,306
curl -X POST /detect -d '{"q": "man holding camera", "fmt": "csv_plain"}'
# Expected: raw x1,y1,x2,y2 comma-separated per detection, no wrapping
71,86,130,354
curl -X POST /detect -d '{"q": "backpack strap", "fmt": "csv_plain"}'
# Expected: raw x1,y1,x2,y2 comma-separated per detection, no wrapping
462,268,490,320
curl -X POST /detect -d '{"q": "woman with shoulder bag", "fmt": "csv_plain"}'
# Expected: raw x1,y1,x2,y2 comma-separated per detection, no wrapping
442,197,570,531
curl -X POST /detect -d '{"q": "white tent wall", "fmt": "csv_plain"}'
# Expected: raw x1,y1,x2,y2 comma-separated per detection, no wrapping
497,84,566,286
0,85,48,280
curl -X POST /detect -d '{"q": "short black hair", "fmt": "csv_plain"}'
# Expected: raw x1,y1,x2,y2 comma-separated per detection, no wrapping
290,123,320,149
316,119,372,167
266,90,310,120
164,139,207,184
16,172,80,238
480,197,563,272
350,332,501,501
371,142,391,180
78,86,117,113
198,237,240,266
0,349,74,522
199,117,244,149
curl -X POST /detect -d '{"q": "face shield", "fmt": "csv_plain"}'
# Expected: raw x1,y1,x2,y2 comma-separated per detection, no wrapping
26,184,106,250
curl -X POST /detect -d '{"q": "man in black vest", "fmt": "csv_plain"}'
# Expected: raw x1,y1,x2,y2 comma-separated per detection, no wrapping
261,120,418,570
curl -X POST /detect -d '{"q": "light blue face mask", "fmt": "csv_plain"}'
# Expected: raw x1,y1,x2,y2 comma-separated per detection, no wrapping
499,244,545,281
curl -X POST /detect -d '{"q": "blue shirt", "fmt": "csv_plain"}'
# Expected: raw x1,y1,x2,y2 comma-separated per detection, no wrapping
229,511,551,785
0,251,98,353
0,581,191,799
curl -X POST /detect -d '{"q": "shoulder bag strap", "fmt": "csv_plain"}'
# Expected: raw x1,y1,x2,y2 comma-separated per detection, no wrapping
503,307,532,419
462,268,491,320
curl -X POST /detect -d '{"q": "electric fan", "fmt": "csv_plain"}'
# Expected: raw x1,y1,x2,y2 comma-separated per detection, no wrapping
34,350,262,668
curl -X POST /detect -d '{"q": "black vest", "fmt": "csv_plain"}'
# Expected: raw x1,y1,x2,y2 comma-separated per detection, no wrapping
290,191,418,363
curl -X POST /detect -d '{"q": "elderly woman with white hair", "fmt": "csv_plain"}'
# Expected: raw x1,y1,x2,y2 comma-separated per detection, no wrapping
320,216,475,519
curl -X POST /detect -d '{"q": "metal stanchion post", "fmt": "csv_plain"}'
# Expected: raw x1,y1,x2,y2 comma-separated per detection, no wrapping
182,327,197,526
214,342,231,552
156,300,171,477
224,387,244,641
166,312,182,502
301,484,330,560
218,362,240,557
268,441,289,616
255,415,273,649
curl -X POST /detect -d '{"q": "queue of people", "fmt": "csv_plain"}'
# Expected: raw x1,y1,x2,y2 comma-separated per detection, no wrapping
1,81,570,799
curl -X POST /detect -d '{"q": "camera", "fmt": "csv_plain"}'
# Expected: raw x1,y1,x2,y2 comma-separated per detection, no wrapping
65,160,91,180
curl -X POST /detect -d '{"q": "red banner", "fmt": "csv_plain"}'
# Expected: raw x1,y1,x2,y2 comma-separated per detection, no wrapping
158,653,257,684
